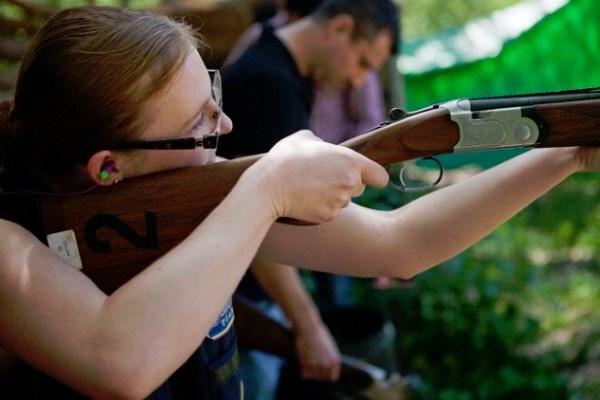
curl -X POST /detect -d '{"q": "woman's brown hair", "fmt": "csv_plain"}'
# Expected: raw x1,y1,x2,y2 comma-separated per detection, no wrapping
0,6,203,181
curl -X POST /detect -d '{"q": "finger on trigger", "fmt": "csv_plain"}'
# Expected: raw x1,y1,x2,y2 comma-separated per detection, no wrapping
357,154,389,188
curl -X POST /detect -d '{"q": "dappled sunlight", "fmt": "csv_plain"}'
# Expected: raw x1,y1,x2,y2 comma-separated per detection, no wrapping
525,270,600,395
527,244,594,266
529,247,551,265
568,246,595,264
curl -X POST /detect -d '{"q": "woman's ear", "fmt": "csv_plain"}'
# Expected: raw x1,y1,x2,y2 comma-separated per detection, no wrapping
87,151,121,185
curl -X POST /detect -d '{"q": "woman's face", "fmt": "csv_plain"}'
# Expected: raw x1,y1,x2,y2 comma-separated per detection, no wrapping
132,48,233,174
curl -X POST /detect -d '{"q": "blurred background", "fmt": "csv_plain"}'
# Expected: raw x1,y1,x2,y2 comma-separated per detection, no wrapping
2,0,600,398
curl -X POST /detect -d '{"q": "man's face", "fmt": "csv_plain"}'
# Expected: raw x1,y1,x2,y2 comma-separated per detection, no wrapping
321,29,392,89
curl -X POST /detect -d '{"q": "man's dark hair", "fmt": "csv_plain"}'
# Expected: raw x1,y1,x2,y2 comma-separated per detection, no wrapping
286,0,324,17
252,1,279,23
312,0,401,55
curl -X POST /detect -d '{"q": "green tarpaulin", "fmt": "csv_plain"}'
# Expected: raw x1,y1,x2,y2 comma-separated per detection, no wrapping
400,0,599,107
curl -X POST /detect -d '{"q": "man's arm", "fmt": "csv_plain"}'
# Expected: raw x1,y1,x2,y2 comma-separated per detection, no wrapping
249,257,342,381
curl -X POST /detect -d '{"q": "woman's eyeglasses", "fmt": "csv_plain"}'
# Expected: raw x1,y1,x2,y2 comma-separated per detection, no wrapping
113,69,222,150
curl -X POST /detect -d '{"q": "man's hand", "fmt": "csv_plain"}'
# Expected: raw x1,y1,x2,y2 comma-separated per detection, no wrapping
294,321,341,381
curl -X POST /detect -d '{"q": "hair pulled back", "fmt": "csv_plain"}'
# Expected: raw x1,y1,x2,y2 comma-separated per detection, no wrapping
0,6,202,181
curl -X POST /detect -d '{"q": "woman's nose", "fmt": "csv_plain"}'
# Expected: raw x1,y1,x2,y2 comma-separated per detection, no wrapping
218,112,233,135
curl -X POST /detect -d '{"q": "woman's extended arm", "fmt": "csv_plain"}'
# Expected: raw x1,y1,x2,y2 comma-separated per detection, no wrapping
261,146,598,278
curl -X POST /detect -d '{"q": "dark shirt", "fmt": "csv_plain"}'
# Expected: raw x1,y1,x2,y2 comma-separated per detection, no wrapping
6,332,240,400
0,170,241,400
217,24,313,304
217,24,313,159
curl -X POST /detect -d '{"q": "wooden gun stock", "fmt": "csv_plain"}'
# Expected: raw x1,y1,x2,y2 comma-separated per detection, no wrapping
40,88,600,293
40,107,458,293
42,155,261,293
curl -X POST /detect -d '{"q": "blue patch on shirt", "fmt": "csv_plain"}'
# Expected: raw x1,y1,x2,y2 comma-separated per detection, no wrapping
207,298,235,340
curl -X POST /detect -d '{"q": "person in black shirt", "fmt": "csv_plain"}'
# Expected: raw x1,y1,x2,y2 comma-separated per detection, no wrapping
218,1,399,397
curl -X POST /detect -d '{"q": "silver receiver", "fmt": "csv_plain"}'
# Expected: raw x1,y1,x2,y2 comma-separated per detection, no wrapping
442,99,540,152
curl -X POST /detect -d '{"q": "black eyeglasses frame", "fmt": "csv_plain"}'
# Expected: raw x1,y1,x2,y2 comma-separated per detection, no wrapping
112,69,222,151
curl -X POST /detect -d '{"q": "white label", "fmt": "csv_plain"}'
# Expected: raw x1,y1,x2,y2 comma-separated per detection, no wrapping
46,230,83,269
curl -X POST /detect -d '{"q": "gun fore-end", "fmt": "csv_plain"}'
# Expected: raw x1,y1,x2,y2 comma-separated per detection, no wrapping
340,107,460,165
530,99,600,148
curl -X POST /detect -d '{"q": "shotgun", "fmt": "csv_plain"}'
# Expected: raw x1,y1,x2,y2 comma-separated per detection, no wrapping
41,86,600,294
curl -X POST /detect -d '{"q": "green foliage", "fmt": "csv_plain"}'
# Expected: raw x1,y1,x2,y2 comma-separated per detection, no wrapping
354,174,600,398
400,0,525,40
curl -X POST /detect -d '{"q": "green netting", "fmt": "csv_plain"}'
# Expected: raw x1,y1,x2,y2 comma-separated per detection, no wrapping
399,0,600,168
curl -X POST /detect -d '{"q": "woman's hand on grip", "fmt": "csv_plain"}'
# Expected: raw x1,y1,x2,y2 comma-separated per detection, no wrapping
253,130,388,223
